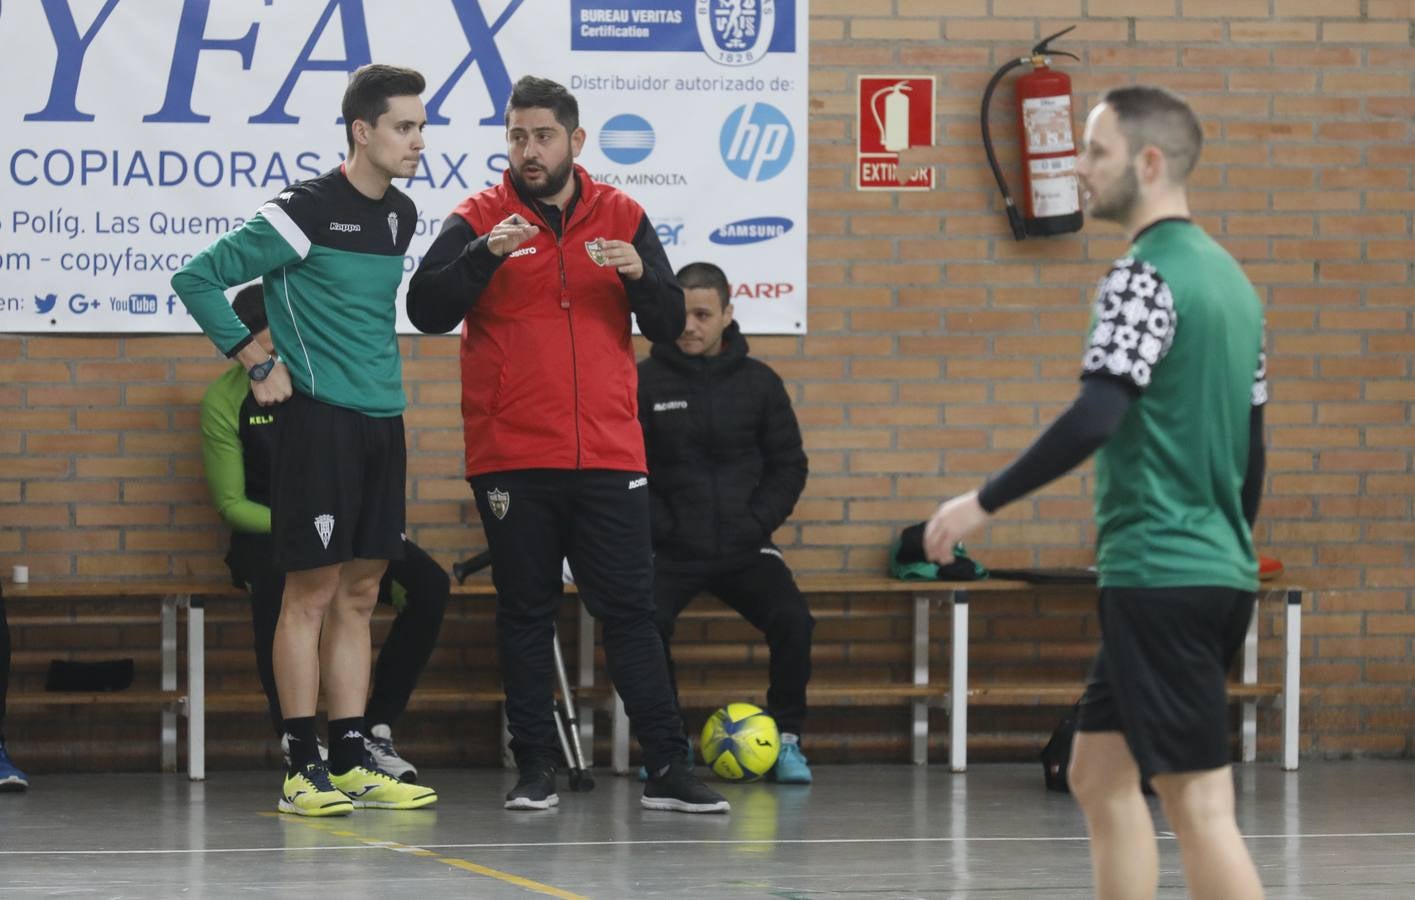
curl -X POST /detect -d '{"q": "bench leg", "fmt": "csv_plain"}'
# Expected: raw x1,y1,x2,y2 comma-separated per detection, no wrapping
161,597,177,774
578,601,595,767
186,597,205,782
1284,590,1302,771
611,691,629,775
912,593,929,765
950,591,968,773
1241,597,1259,763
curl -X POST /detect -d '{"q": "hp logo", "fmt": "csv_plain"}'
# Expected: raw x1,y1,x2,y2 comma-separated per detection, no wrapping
719,103,793,182
599,114,655,165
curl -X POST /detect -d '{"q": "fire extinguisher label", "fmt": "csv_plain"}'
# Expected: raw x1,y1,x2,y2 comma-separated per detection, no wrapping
1022,95,1075,154
1030,171,1081,218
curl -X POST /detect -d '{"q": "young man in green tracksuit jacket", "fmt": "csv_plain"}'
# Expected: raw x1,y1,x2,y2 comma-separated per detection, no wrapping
172,64,436,816
202,285,448,784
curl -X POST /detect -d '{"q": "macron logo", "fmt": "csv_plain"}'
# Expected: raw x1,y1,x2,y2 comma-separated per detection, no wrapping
628,477,648,490
653,400,688,412
329,222,361,233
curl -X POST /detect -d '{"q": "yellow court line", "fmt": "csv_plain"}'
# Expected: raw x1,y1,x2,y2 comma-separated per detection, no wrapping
440,857,590,900
268,813,588,898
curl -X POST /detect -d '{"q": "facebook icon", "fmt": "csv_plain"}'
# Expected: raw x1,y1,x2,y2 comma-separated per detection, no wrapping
719,103,794,182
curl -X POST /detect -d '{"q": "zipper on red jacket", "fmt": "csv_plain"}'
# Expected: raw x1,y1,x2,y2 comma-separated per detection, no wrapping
526,199,584,469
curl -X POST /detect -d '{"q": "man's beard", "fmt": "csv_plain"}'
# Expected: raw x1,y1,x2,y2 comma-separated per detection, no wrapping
1087,163,1140,223
512,156,574,200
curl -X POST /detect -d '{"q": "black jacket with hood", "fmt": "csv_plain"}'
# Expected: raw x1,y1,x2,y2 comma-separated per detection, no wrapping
637,322,808,570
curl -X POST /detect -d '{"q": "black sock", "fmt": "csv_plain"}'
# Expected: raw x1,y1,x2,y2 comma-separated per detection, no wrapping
283,716,320,774
328,716,366,775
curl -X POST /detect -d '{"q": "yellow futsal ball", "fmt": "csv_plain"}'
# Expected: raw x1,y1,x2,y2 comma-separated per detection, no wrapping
700,702,780,782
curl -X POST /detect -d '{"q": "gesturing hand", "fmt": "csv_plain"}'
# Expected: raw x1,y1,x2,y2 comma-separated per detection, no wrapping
487,214,539,257
597,238,643,281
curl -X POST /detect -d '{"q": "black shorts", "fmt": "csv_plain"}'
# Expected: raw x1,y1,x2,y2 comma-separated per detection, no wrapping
1076,586,1255,779
270,390,407,572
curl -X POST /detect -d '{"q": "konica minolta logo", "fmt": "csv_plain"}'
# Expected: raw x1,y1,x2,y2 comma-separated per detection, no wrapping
709,216,793,246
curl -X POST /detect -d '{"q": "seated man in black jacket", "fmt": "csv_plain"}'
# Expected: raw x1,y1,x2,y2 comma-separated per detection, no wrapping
638,262,814,783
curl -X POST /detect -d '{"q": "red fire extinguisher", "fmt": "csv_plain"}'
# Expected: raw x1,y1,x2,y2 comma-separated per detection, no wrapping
981,26,1083,240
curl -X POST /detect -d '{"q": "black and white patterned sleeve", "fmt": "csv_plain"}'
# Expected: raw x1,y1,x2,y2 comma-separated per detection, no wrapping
1251,332,1268,407
1081,257,1177,391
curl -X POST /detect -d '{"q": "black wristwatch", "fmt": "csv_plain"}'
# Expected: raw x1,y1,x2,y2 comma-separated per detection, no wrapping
248,355,277,383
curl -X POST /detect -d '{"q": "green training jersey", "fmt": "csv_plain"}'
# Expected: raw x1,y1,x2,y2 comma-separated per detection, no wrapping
172,167,415,417
1082,218,1267,591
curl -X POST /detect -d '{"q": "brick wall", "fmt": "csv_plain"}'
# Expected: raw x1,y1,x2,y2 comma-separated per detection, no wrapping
3,5,1412,760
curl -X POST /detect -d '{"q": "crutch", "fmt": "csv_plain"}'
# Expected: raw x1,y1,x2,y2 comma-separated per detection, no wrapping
552,627,594,791
456,549,593,789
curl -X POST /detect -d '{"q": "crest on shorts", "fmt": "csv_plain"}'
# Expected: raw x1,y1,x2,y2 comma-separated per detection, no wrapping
584,239,608,266
387,211,399,245
488,488,510,520
313,514,335,549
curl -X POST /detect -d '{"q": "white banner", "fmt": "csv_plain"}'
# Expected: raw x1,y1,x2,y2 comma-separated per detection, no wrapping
0,0,808,334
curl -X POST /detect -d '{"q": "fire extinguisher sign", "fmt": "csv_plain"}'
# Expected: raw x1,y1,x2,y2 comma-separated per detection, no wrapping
857,75,936,191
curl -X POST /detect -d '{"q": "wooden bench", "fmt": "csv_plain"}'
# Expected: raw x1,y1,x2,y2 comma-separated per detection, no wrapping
593,576,1305,774
5,580,242,780
5,575,1304,779
3,579,575,780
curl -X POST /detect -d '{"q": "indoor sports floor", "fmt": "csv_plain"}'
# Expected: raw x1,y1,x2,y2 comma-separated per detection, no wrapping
2,762,1413,898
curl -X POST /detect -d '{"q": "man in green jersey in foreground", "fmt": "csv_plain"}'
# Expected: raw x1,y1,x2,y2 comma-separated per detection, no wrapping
923,86,1267,900
173,65,436,816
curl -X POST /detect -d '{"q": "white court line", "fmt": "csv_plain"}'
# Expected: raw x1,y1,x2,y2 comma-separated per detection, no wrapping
3,831,1415,856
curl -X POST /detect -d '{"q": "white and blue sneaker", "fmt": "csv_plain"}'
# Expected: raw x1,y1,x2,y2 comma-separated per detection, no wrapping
0,740,30,792
769,735,812,784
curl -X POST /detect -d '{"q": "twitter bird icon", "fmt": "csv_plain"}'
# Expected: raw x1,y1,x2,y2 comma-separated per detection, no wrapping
35,293,56,314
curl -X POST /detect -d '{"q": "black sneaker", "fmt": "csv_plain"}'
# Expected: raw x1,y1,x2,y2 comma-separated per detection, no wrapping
641,760,730,814
505,762,559,810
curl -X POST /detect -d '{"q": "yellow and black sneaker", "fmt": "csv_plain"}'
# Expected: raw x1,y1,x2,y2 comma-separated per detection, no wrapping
278,762,354,817
329,764,438,810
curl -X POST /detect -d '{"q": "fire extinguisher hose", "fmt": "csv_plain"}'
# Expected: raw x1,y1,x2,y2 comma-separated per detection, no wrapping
980,56,1029,241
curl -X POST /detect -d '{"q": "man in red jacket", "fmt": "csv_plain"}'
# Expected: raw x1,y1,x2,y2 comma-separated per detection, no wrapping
408,75,727,814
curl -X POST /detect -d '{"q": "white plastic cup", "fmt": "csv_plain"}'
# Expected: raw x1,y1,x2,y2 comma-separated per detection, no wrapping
11,565,28,585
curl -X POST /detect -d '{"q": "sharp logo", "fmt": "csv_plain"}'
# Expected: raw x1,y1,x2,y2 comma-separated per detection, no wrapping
732,282,795,300
710,216,793,245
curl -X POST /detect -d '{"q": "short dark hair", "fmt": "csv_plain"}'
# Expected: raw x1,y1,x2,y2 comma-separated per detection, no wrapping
1101,85,1203,181
231,283,267,334
342,64,426,151
676,262,731,310
504,75,579,134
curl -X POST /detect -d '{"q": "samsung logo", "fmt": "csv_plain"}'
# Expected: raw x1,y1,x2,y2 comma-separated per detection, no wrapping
653,400,688,412
709,216,793,245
